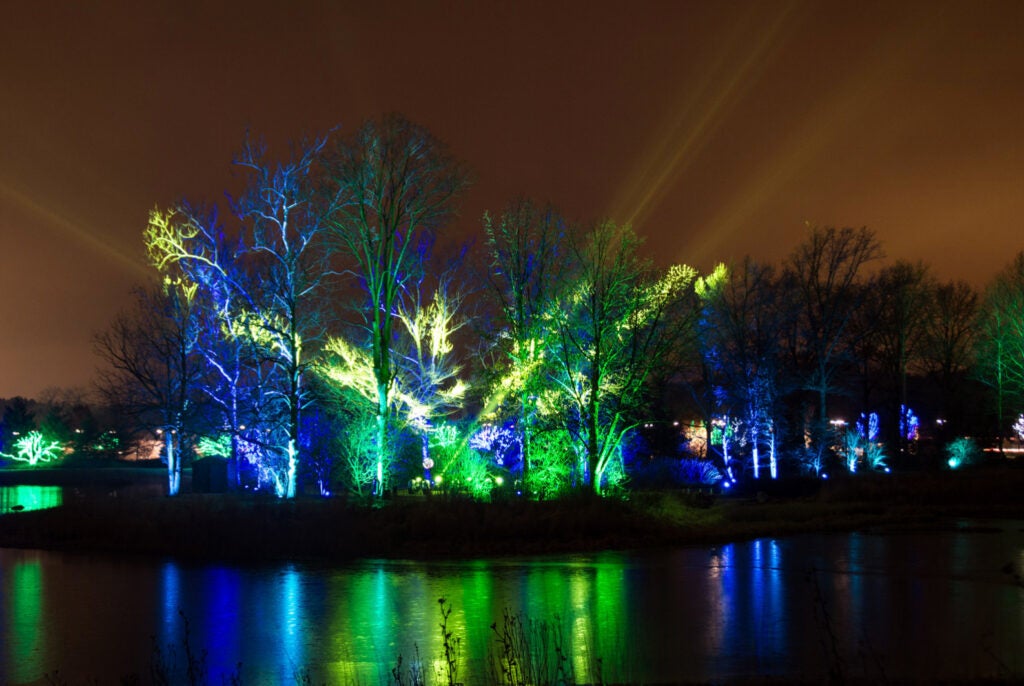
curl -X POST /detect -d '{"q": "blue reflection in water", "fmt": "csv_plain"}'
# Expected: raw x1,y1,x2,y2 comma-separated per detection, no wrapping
3,526,1020,685
281,564,304,670
160,559,181,646
709,539,788,673
203,566,241,677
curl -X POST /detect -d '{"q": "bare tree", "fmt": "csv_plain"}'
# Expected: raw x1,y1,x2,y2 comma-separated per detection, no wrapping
785,225,882,457
920,279,978,435
94,285,203,495
868,261,934,452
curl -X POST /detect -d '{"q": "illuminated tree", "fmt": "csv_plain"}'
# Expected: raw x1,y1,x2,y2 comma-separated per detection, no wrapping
333,402,383,496
784,225,882,459
0,430,63,466
94,284,203,495
145,133,339,497
975,252,1024,453
545,221,706,494
322,281,468,488
394,282,468,474
326,115,470,494
946,436,978,469
481,199,568,487
700,258,791,479
146,205,281,490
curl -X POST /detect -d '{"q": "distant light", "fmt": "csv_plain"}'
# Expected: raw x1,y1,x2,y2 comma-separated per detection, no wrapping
821,473,829,480
495,476,504,485
722,481,731,489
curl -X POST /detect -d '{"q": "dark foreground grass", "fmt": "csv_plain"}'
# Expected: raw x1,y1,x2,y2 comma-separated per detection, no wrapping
39,595,1024,686
0,465,1022,562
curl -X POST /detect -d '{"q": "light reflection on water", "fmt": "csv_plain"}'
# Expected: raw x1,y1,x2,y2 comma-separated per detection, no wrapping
0,485,63,514
1,523,1022,685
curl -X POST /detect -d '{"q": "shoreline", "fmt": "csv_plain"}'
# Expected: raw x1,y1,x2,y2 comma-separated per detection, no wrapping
1,465,1022,563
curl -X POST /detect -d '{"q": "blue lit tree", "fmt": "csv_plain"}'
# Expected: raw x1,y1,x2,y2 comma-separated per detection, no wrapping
146,205,263,489
700,258,792,479
145,134,339,497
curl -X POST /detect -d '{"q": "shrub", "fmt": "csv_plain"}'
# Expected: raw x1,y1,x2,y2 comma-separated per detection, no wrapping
946,437,978,469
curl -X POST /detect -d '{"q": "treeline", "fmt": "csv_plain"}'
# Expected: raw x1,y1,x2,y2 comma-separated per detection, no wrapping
61,115,1024,498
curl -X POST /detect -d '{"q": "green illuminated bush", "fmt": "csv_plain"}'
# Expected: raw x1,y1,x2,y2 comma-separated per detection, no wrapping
946,437,978,469
1,430,63,466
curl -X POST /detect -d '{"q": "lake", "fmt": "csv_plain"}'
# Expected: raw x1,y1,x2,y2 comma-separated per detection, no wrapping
1,514,1021,684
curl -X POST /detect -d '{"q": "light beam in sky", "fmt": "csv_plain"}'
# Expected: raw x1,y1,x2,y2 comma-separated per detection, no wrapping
0,178,149,278
688,8,945,267
608,1,799,232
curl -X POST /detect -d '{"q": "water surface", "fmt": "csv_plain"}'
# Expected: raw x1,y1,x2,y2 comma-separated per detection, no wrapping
0,485,62,515
1,522,1021,684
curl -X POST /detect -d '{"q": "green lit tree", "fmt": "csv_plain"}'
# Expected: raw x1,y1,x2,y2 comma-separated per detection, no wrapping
1,397,36,453
321,282,468,489
0,430,63,466
326,114,470,494
480,199,568,489
545,221,707,494
975,252,1024,454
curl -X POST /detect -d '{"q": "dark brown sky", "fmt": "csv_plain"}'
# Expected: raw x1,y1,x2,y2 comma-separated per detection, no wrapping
2,0,1022,399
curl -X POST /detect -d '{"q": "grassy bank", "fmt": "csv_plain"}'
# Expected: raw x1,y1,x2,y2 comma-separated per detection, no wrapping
0,466,1022,562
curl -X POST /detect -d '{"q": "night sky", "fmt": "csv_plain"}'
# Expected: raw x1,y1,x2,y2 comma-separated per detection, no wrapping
2,1,1023,399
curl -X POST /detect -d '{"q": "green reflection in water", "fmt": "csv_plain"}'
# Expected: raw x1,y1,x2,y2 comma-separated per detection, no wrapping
0,485,62,514
322,555,629,685
327,566,400,683
6,555,45,681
